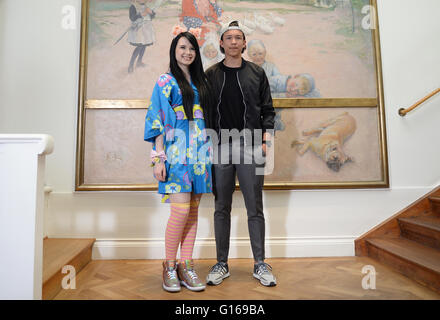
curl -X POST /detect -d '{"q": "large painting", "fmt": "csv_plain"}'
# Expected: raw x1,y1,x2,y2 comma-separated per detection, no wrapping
76,0,388,190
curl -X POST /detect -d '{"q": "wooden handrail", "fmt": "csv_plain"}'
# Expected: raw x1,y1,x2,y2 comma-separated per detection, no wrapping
399,88,440,116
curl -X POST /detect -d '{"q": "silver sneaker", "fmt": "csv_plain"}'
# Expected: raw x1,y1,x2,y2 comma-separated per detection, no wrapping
206,262,230,285
162,260,181,292
253,262,277,287
177,260,206,292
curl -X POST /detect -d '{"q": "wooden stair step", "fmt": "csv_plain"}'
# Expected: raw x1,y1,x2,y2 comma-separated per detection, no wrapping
43,238,95,300
366,237,440,293
398,215,440,249
429,196,440,214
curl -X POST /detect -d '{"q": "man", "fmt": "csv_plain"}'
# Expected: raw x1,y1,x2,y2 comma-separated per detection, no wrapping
205,21,277,287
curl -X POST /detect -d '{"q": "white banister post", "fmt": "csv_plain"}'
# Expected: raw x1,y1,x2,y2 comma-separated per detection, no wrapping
0,134,54,300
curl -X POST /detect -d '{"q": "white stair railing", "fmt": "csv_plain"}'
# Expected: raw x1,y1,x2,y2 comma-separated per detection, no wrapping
0,134,54,300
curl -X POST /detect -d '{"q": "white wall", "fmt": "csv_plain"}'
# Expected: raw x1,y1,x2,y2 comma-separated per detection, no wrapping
1,0,440,259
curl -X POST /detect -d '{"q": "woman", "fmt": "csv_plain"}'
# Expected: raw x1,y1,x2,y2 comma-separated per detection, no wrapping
144,31,214,292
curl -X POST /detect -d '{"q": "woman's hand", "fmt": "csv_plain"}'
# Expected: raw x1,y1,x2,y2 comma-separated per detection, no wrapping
153,162,166,181
153,135,166,181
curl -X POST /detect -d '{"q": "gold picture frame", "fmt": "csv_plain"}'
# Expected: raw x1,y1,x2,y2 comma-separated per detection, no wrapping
75,0,388,191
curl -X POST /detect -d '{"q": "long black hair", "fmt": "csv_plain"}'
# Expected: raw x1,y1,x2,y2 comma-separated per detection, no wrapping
169,32,214,126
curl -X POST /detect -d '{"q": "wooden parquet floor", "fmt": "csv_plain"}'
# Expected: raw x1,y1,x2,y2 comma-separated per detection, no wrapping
54,257,440,300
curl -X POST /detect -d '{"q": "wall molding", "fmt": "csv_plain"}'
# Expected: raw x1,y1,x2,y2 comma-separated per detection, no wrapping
90,236,356,260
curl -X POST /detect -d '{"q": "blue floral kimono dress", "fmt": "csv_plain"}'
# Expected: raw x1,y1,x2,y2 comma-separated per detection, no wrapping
144,73,212,202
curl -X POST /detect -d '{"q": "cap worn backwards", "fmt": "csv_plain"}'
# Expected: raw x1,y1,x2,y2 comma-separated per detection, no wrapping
220,20,244,38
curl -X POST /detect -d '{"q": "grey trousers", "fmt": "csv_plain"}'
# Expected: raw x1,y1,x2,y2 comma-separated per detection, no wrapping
213,141,266,263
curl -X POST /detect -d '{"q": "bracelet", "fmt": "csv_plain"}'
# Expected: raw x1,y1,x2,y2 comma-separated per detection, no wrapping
150,156,162,167
150,150,167,167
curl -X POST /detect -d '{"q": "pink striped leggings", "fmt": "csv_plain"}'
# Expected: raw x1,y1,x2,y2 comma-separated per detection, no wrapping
165,195,200,261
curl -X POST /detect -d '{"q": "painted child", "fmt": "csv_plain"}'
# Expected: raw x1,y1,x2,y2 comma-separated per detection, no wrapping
247,39,320,97
127,0,156,73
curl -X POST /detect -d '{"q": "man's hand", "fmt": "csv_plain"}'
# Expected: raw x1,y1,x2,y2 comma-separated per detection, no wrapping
153,162,166,181
262,132,272,155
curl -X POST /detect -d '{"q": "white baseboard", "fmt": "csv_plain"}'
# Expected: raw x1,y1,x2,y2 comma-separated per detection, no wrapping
92,236,356,260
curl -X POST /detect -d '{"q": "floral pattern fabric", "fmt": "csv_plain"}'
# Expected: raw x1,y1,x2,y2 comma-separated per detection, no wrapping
144,73,213,202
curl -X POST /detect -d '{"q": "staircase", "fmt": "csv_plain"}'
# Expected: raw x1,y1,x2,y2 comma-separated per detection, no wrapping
355,186,440,293
43,238,95,300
